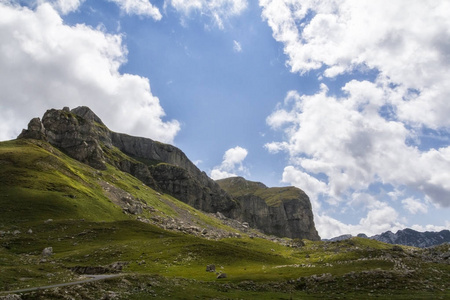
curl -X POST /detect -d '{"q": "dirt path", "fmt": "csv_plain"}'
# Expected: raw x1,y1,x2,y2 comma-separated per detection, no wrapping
0,274,122,295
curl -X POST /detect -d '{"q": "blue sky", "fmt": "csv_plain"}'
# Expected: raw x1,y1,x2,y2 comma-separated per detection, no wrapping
1,0,449,238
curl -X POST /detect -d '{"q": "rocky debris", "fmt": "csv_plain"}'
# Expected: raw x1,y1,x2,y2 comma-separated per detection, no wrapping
42,247,53,257
217,273,227,279
71,262,128,275
101,291,119,300
0,295,22,300
206,264,216,272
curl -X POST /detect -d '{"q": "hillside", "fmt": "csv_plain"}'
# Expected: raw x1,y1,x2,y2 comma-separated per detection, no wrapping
0,108,449,299
16,106,319,240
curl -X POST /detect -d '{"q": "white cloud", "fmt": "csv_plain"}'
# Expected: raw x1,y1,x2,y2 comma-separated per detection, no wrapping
267,86,450,207
316,204,404,239
107,0,162,19
262,1,450,237
210,146,248,180
233,40,242,53
168,0,247,29
410,223,450,233
402,198,428,215
51,0,85,14
260,1,450,129
0,3,179,143
25,0,161,19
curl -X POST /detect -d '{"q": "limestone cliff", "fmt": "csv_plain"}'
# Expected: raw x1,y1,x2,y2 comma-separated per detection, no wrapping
218,177,320,240
18,107,236,214
18,106,319,240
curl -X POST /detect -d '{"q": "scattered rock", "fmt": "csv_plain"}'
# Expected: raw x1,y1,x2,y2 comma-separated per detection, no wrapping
27,229,33,234
217,273,227,279
0,295,22,300
101,291,119,300
42,247,53,257
216,212,226,220
392,245,404,252
45,219,53,224
206,264,216,272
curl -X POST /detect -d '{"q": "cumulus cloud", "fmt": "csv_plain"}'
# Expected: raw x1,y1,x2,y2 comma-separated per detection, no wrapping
24,0,161,18
168,0,247,29
402,198,428,215
50,0,85,14
316,205,404,239
210,146,248,180
0,3,179,143
107,0,162,19
260,0,450,129
262,0,450,237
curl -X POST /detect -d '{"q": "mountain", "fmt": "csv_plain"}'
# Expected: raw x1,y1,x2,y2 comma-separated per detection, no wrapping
325,229,450,248
371,228,450,248
217,177,319,240
16,106,319,240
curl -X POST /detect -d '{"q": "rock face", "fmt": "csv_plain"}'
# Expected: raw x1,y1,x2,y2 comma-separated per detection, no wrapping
371,229,450,248
217,177,320,240
18,106,319,240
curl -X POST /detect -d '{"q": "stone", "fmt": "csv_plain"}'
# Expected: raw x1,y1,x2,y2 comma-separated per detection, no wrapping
42,247,53,257
217,273,227,279
206,264,216,272
0,294,22,300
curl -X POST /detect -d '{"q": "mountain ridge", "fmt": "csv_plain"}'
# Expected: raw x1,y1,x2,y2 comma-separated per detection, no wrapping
17,106,320,240
325,228,450,248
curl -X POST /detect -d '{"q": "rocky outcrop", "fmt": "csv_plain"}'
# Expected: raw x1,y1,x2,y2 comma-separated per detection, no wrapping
218,177,320,240
149,163,236,214
17,107,236,213
18,106,318,240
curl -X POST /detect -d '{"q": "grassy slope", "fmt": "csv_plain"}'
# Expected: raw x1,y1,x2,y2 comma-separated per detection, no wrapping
217,177,306,207
0,140,449,299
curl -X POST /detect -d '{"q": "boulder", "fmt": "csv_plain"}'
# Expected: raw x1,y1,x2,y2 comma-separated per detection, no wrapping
206,264,216,272
42,247,53,257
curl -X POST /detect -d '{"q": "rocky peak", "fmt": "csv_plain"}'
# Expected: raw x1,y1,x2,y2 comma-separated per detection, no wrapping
17,106,237,213
18,107,319,240
218,177,320,240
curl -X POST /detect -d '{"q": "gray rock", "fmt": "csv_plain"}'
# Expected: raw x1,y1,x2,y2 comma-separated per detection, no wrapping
217,273,227,279
17,117,47,141
0,294,22,300
18,107,319,241
217,177,320,240
42,247,53,257
206,264,216,272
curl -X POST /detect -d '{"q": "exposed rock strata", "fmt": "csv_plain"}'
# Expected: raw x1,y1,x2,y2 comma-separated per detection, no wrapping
18,106,319,240
217,177,320,240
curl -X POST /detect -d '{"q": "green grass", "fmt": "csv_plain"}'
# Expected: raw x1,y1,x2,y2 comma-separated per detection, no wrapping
217,177,307,207
1,139,449,299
